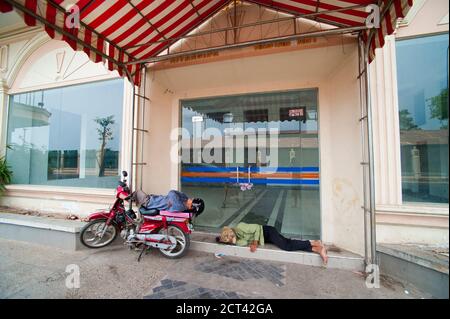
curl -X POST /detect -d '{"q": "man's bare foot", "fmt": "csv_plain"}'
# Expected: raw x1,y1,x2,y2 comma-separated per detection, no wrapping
319,245,328,265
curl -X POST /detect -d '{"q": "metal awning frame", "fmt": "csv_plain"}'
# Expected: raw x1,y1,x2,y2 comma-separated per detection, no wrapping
4,0,373,70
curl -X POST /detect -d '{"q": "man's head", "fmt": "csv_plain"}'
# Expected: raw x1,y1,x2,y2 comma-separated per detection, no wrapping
186,198,205,215
216,226,237,245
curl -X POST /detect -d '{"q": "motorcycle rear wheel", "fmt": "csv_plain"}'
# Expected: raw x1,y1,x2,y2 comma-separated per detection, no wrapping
158,225,190,259
80,219,118,248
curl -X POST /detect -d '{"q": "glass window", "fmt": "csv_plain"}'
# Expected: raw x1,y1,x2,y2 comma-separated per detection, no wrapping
6,79,124,189
396,33,449,203
180,89,320,239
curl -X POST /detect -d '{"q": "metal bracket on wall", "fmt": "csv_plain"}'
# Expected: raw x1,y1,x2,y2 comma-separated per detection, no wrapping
135,93,150,101
133,128,149,133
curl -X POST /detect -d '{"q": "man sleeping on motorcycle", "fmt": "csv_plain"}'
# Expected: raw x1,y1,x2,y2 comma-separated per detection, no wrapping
131,189,205,216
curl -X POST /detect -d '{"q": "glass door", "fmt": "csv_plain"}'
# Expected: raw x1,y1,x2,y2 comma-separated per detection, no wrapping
180,89,320,239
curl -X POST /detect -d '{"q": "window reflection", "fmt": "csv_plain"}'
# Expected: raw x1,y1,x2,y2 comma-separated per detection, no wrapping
397,34,449,203
180,89,320,239
6,79,124,188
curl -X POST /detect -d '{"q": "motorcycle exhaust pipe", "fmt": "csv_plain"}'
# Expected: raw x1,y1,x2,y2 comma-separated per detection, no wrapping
127,234,175,249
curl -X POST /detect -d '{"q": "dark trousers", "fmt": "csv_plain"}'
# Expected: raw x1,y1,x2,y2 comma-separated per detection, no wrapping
263,225,312,252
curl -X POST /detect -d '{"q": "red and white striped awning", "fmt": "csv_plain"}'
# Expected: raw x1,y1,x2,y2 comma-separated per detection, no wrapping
0,0,413,86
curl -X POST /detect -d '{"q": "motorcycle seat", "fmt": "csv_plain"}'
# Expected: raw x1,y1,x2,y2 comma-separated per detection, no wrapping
139,207,160,216
159,211,193,219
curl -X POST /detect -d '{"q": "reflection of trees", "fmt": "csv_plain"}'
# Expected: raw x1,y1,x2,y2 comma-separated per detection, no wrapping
428,87,448,129
95,115,115,177
399,109,420,131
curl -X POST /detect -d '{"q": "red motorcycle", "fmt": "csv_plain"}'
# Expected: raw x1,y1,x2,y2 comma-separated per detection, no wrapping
80,171,199,260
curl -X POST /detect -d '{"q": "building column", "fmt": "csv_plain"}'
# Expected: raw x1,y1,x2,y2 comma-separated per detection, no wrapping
120,79,134,186
0,79,10,157
369,35,403,206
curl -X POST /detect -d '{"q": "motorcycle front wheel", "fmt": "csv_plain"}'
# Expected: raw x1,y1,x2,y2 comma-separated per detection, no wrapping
158,225,190,259
80,219,118,248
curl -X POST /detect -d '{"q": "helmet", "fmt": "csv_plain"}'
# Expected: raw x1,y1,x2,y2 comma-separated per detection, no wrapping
191,198,205,216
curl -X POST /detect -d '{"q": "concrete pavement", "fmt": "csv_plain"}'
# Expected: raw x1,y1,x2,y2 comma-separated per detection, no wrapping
0,238,430,299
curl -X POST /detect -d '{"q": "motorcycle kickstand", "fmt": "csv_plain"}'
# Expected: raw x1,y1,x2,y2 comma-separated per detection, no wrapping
137,245,147,262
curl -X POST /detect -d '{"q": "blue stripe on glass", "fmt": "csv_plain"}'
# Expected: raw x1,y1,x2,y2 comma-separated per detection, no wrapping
181,177,320,185
183,166,319,173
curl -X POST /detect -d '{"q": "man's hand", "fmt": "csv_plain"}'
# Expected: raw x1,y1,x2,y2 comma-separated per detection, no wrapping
249,241,258,253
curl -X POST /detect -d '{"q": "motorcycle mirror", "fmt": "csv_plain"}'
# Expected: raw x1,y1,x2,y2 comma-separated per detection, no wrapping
122,171,128,177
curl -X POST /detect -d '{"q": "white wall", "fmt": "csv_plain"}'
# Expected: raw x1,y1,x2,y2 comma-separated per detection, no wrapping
396,0,449,38
140,78,175,195
377,224,449,245
323,48,364,254
143,41,365,254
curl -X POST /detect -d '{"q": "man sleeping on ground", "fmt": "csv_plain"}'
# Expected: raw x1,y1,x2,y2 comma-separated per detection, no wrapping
216,222,328,265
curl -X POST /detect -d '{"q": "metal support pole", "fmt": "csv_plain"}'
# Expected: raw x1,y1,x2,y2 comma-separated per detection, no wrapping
139,66,147,191
359,0,396,266
363,39,377,265
233,0,237,44
358,36,370,267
